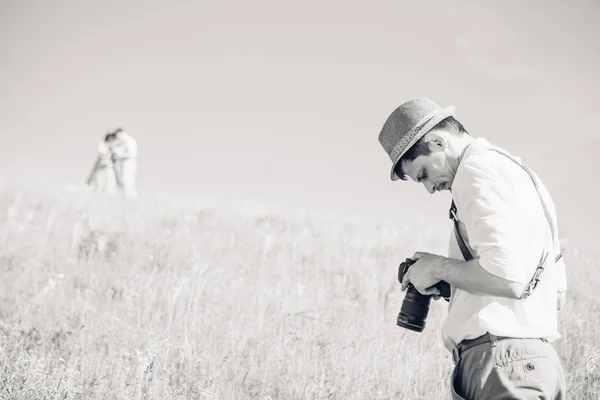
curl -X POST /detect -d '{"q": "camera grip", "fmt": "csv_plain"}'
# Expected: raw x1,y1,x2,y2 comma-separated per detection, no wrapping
435,280,451,300
398,258,451,300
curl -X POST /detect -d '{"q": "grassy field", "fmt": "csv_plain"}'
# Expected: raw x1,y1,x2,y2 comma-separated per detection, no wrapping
0,185,599,399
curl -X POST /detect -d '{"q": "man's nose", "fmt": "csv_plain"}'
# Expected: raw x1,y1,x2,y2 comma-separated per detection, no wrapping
424,181,435,194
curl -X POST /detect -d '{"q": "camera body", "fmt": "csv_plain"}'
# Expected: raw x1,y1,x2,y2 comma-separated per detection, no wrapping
397,258,451,332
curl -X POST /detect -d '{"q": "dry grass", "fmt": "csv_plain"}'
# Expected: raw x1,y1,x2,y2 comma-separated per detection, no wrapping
0,185,598,399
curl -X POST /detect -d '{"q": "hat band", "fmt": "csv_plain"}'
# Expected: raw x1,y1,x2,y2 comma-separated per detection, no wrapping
388,109,440,162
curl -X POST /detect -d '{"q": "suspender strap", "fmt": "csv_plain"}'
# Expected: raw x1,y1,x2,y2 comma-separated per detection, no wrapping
449,147,562,299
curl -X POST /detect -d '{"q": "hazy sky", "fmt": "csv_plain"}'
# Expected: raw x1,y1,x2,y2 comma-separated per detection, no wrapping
1,0,599,236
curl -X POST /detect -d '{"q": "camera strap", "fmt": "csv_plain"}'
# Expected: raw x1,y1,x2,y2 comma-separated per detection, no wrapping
449,201,473,262
449,147,562,299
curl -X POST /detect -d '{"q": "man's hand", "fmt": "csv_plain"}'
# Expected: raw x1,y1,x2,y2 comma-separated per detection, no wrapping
400,251,447,296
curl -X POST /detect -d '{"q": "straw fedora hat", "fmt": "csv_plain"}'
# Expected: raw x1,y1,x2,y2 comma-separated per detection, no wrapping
378,97,455,181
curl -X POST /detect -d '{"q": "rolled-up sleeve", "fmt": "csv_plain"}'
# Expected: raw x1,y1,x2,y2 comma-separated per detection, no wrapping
453,156,545,285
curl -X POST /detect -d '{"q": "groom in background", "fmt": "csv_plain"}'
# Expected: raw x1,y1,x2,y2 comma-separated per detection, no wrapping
109,127,138,198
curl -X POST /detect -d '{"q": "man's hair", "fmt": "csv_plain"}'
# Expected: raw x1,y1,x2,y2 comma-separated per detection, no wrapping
394,117,469,180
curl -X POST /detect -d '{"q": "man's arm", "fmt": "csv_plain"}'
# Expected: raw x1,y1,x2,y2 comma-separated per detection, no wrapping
401,252,525,299
437,256,525,298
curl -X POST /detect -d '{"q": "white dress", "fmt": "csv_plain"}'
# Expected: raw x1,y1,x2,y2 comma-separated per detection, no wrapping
91,141,118,194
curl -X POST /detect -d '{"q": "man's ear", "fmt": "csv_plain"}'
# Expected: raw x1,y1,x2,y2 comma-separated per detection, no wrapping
425,131,447,152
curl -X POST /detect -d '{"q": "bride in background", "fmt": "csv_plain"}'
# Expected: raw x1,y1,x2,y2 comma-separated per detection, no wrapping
87,132,118,194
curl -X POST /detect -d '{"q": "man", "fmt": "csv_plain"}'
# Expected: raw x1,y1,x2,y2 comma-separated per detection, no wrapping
109,128,138,198
378,97,567,399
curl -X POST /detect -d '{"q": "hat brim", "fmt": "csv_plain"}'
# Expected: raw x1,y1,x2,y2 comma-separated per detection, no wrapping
390,105,455,181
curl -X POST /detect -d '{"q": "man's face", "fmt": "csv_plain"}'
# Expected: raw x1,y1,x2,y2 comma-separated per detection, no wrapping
400,138,456,194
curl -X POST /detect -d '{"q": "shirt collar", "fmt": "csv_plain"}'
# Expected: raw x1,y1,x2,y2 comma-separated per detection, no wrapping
458,137,492,167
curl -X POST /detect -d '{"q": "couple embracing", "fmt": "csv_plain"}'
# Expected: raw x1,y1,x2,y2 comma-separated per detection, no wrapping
88,128,138,198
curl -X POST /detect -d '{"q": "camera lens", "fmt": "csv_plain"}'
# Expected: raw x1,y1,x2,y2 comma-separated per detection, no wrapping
396,286,432,332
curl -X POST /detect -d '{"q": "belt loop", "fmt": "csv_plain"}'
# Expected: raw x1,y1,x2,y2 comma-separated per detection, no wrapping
489,333,499,347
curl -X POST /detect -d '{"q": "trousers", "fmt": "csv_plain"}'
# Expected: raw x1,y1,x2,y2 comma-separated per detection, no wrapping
114,158,138,198
451,333,566,400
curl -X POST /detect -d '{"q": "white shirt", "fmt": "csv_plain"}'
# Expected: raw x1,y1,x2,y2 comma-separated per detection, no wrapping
441,138,567,352
111,132,138,159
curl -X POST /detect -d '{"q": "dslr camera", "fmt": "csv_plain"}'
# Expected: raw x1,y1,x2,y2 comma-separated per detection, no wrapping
396,258,451,332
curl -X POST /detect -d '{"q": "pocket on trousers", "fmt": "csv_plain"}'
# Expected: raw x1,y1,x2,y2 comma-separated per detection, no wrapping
450,363,468,400
495,355,552,383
